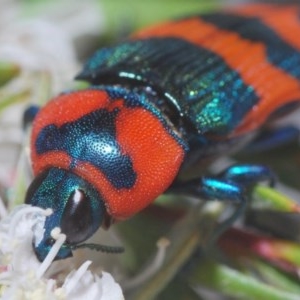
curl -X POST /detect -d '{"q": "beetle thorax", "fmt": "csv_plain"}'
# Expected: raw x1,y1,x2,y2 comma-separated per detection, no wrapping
31,87,186,219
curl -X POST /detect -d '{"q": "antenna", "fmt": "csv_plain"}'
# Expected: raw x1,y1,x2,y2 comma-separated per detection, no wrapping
71,243,124,254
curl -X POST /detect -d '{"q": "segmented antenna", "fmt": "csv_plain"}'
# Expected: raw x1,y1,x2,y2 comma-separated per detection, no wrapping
71,243,124,254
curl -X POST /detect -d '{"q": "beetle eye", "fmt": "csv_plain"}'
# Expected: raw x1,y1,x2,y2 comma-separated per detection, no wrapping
61,189,95,244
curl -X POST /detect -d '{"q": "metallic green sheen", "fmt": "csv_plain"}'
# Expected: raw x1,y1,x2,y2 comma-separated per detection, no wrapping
77,37,258,136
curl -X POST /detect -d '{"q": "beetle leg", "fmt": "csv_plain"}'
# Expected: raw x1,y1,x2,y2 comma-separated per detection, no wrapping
169,163,275,240
170,164,275,196
219,164,276,187
187,176,245,202
23,105,40,129
197,176,249,240
245,126,300,153
169,176,248,241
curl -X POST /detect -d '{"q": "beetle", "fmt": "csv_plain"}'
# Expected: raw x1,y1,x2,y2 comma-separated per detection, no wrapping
25,4,300,261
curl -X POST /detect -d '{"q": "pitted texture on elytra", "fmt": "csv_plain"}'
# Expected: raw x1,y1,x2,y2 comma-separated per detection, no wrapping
78,37,259,135
35,108,137,189
200,13,300,79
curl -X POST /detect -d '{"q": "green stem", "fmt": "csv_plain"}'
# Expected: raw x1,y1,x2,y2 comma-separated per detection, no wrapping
0,90,31,112
130,203,220,299
192,260,300,300
0,62,20,86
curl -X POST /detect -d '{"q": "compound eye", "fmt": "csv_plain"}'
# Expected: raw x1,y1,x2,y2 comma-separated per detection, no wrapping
61,189,95,244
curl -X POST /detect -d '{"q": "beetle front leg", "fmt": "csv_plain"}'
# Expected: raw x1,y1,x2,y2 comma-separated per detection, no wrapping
188,176,246,203
170,176,248,241
23,105,40,129
170,164,275,197
169,163,275,238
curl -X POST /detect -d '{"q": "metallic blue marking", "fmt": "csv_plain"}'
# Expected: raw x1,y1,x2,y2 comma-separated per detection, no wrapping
200,12,300,79
35,108,136,189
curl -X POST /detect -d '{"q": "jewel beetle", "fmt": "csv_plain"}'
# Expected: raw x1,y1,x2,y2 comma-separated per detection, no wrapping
25,4,300,261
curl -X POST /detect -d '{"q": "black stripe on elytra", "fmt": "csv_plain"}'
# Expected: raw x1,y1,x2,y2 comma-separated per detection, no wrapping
35,108,137,189
200,12,300,79
78,38,259,135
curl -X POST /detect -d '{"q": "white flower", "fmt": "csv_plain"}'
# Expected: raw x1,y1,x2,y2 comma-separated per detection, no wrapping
0,2,125,299
0,0,104,94
0,0,104,201
0,205,124,300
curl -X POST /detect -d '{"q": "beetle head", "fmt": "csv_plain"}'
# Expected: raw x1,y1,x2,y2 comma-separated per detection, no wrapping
25,167,106,261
